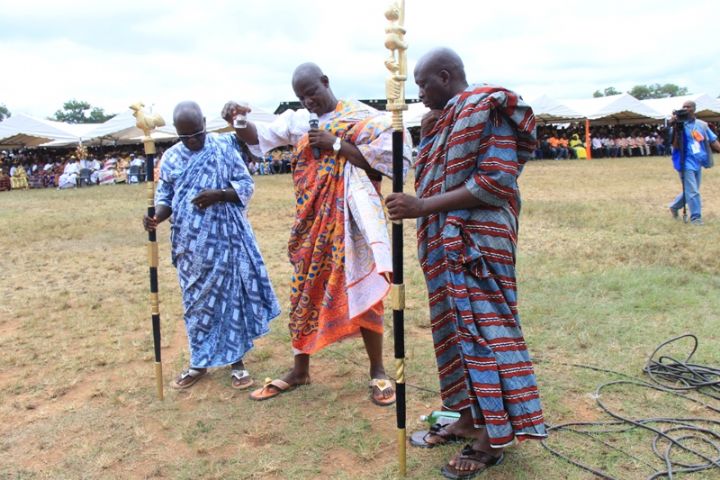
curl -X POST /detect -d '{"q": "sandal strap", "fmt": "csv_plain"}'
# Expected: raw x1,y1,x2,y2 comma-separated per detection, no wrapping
458,444,504,465
180,368,204,379
231,369,250,380
369,378,394,393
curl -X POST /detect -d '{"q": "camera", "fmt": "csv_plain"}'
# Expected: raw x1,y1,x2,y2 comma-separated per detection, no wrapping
673,109,690,122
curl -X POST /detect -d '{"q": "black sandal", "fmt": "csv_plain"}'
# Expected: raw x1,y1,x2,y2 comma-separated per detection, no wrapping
410,422,465,448
440,444,504,479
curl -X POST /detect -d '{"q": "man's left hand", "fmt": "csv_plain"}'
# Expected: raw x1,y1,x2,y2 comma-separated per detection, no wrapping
308,130,338,151
386,192,425,220
191,189,223,209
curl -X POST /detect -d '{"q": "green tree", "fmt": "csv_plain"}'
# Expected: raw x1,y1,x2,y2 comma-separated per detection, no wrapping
628,83,689,99
50,99,115,123
592,87,621,97
0,103,10,121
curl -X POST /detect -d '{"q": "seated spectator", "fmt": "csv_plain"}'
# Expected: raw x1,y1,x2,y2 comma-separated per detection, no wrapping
605,135,619,158
0,167,11,191
615,134,628,157
570,134,588,159
539,135,557,159
115,155,129,183
10,161,29,190
94,156,115,185
247,158,259,175
27,161,44,188
58,156,80,189
591,135,604,158
635,133,649,156
654,134,666,156
559,134,576,159
548,134,568,159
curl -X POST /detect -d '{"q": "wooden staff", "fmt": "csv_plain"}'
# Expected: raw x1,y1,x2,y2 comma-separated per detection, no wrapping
131,102,166,400
383,2,408,476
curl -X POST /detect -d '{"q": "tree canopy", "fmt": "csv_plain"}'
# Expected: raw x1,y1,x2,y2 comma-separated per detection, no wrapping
593,87,621,98
0,104,10,122
50,100,115,124
593,84,689,99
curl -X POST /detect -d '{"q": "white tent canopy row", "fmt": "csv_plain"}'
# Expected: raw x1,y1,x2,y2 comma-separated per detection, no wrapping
405,93,720,128
0,108,278,149
642,94,720,123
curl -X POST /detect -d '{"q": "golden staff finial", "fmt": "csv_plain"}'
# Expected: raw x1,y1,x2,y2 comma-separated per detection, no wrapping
130,102,165,155
384,0,408,131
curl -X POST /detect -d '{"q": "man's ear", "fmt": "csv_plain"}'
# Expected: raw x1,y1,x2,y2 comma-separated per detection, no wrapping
320,75,330,87
438,69,451,86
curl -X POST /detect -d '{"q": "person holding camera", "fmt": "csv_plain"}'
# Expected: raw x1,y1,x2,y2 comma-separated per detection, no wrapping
668,101,720,225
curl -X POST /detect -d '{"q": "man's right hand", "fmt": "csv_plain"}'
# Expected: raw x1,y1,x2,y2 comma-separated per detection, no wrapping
143,214,158,232
221,101,252,125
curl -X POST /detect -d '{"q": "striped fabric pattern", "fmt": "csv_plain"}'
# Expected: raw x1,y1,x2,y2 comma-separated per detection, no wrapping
415,85,547,447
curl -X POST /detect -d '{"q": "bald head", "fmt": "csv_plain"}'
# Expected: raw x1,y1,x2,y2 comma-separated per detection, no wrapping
173,101,206,151
291,62,337,115
415,48,466,83
414,47,468,110
292,62,324,85
173,101,203,125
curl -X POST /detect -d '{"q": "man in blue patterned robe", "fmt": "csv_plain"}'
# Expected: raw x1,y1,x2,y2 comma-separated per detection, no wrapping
143,101,280,390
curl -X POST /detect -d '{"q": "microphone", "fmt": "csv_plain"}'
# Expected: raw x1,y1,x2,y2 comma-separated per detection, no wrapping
309,113,320,159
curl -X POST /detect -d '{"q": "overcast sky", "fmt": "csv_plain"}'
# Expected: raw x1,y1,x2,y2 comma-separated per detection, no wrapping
1,0,718,120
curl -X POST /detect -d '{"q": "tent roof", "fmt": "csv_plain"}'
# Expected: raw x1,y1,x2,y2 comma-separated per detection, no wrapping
0,113,82,147
530,95,585,123
562,93,664,125
642,94,720,122
82,110,151,142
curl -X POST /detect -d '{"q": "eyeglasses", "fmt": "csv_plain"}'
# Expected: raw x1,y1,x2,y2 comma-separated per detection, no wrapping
176,128,206,141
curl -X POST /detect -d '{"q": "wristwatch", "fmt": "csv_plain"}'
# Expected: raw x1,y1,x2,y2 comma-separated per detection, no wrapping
332,137,342,154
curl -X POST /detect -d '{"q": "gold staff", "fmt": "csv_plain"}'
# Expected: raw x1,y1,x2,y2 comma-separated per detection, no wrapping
131,102,166,400
384,2,408,476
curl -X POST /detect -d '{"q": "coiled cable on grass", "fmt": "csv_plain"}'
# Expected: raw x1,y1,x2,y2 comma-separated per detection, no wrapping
541,334,720,479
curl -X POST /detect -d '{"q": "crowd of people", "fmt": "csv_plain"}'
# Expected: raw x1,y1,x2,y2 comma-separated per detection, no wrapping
247,147,293,175
535,124,672,160
535,122,719,160
0,146,167,192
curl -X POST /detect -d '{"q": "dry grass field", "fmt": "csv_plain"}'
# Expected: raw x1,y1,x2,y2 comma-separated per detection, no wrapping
1,156,719,479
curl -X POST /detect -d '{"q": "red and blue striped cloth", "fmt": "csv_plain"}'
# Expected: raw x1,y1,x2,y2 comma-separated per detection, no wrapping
415,85,547,447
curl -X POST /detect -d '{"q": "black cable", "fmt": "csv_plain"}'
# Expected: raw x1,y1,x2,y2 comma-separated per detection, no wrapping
541,334,720,479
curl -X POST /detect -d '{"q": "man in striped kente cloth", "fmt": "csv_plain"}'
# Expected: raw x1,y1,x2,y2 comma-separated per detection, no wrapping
386,47,547,479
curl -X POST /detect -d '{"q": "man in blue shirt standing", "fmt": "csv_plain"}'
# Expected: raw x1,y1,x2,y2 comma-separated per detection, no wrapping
669,101,720,225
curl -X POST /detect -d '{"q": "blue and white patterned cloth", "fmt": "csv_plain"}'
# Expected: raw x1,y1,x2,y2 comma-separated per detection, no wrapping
156,133,281,368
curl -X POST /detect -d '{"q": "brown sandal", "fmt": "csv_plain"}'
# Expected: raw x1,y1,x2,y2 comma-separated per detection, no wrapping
171,368,206,390
231,369,254,390
249,378,301,401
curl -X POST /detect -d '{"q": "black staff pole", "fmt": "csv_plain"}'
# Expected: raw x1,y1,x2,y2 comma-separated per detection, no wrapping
131,102,166,400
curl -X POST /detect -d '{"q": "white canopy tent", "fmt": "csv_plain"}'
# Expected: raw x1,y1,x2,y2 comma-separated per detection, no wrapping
642,94,720,123
562,93,665,125
0,113,86,148
530,95,585,124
